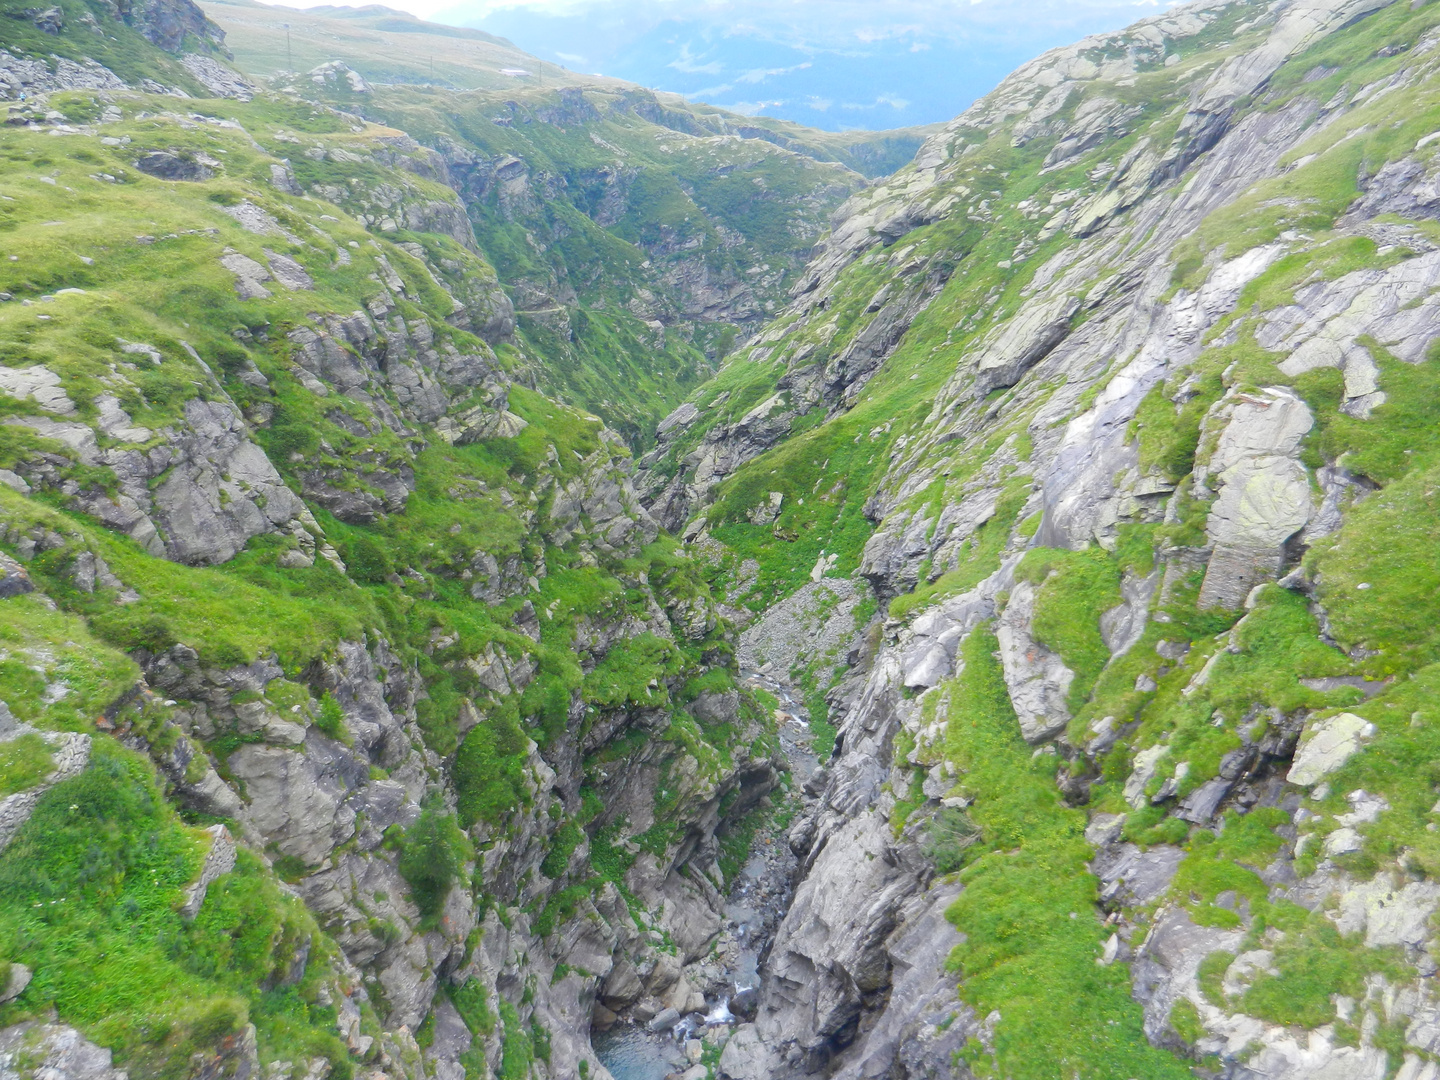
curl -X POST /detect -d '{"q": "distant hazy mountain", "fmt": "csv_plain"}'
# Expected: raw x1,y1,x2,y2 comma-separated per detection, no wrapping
440,0,1175,130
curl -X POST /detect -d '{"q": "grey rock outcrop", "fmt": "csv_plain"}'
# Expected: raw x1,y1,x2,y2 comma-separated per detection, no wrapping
266,249,313,291
0,551,33,598
0,48,125,99
0,1022,128,1080
307,61,370,93
1287,711,1375,788
136,150,214,182
995,577,1075,743
828,883,970,1080
228,743,365,865
149,398,306,564
181,53,255,99
0,964,30,1005
220,252,272,298
1194,387,1313,609
3,365,310,565
118,0,226,53
751,810,925,1073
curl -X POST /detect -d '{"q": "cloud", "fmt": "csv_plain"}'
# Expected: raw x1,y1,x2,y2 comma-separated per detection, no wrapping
854,23,923,44
806,95,832,112
735,61,811,84
432,0,1193,130
435,0,1189,41
667,42,723,74
720,99,786,115
554,50,586,61
840,93,910,111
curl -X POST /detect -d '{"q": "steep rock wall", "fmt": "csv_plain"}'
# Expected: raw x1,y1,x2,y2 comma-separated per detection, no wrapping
623,1,1440,1077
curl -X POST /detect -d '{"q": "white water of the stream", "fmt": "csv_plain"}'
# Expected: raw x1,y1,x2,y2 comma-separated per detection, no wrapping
593,668,820,1080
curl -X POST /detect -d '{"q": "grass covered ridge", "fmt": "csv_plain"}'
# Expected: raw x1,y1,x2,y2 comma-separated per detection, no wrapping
0,65,772,1080
936,630,1191,1080
0,739,358,1079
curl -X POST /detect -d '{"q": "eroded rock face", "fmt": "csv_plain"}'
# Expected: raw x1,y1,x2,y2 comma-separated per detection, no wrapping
995,577,1075,743
712,587,953,1078
0,48,126,98
151,398,308,564
119,578,777,1075
827,882,971,1080
738,578,863,677
118,0,225,53
229,742,365,863
0,1022,130,1080
18,1,1440,1077
3,376,308,565
180,53,254,99
1195,388,1313,610
754,810,926,1071
681,2,1440,1076
6,242,521,558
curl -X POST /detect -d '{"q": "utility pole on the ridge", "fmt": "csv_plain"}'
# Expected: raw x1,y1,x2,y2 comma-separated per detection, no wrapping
283,23,291,73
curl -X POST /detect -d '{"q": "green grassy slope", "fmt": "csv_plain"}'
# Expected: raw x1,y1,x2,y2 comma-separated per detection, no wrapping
200,0,603,89
0,42,769,1078
646,1,1440,1075
0,0,214,92
290,82,867,448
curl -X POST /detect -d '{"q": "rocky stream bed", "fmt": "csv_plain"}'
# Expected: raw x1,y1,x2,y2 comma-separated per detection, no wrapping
594,669,819,1080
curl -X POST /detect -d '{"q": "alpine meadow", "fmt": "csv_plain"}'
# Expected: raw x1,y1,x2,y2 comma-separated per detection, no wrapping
5,2,1440,1080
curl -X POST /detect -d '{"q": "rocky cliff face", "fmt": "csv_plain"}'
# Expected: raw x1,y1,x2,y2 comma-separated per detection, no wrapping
625,1,1440,1077
0,26,790,1080
13,1,1440,1079
264,74,867,450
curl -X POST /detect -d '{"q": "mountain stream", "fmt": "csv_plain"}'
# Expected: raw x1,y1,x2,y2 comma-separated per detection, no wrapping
594,668,819,1080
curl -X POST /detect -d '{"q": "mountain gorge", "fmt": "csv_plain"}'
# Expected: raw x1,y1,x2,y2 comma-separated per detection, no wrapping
4,1,1440,1080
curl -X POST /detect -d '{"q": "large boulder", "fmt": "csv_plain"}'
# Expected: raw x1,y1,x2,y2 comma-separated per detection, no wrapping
0,1022,128,1080
135,150,213,182
995,578,1075,743
117,0,225,53
1196,387,1313,609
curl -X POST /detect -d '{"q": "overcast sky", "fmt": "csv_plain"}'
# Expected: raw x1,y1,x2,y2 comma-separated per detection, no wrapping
288,0,1193,129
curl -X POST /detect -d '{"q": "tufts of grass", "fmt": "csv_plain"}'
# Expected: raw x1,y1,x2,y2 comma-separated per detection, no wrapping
1241,913,1408,1030
1015,546,1122,713
939,629,1191,1080
0,733,53,796
453,701,532,829
1294,343,1440,484
397,808,474,924
1307,458,1440,677
0,589,139,731
0,739,352,1078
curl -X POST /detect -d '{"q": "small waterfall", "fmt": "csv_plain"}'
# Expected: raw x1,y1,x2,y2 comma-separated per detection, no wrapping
704,996,735,1026
595,667,815,1079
